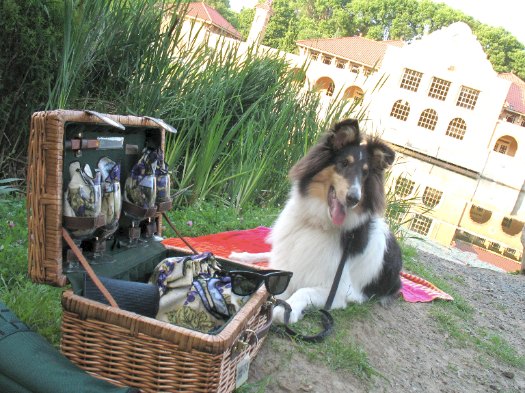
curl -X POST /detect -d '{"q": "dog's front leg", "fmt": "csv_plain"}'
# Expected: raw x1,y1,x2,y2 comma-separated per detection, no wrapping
228,251,271,264
272,287,347,324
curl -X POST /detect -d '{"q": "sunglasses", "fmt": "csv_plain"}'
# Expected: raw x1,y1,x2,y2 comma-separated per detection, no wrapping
227,269,293,296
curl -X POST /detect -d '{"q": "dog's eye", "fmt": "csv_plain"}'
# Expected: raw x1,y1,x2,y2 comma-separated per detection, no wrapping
341,159,349,168
362,167,369,177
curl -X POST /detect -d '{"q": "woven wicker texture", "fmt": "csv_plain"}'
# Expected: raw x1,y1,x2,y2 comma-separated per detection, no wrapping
61,287,269,392
27,110,165,286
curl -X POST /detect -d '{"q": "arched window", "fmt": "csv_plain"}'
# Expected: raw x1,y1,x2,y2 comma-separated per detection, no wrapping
422,187,443,208
394,177,415,198
469,205,492,224
390,100,410,121
493,135,518,157
446,118,467,140
343,86,364,100
501,217,524,236
417,109,438,130
410,214,432,236
314,77,335,97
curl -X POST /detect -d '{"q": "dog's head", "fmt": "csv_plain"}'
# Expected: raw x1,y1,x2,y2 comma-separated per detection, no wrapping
289,119,395,226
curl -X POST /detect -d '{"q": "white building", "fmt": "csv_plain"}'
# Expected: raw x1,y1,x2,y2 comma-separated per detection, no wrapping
177,4,525,262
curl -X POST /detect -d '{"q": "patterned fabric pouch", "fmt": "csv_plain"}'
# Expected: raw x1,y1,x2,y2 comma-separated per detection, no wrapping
97,157,121,236
63,161,102,238
149,252,244,333
155,150,170,204
124,147,159,209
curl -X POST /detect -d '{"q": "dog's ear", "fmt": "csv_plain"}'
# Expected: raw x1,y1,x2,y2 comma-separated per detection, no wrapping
329,119,360,150
367,138,395,171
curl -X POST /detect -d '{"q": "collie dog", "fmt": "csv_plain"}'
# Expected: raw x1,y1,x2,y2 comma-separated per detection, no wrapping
230,119,403,323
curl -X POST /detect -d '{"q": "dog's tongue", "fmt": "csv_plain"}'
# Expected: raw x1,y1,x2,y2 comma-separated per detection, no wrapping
329,192,346,226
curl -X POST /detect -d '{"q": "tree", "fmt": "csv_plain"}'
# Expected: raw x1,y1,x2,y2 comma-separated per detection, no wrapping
263,0,301,52
237,0,525,79
236,7,255,40
473,24,525,80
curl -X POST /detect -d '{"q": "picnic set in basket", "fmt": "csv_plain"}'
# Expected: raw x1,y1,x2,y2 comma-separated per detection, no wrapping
20,110,294,393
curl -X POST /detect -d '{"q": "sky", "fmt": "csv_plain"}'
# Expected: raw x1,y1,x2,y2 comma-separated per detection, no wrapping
229,0,525,45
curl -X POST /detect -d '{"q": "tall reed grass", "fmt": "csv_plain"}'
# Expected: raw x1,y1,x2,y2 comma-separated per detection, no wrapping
47,0,356,209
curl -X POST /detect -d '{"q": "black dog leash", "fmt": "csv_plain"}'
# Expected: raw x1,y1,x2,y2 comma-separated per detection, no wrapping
275,229,361,343
275,245,350,343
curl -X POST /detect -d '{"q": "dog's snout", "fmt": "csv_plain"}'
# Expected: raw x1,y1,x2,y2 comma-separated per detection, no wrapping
346,186,361,207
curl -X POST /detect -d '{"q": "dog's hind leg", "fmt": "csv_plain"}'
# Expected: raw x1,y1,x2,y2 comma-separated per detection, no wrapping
228,251,271,264
273,287,347,324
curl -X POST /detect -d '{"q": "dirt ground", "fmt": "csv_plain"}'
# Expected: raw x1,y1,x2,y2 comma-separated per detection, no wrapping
247,245,525,393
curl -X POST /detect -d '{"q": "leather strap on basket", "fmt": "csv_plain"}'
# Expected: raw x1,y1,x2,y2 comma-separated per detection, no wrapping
122,200,157,219
62,228,119,308
162,212,199,255
62,215,106,231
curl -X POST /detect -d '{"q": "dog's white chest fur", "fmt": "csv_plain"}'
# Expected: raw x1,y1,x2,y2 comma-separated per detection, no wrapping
268,187,388,306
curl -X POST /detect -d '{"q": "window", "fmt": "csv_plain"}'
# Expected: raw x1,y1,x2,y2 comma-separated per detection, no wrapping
428,77,451,100
469,205,492,224
400,68,423,92
506,115,516,123
336,59,346,69
417,109,438,130
343,86,364,100
390,100,410,121
488,242,501,252
503,248,518,260
456,86,480,110
314,77,335,97
473,236,487,248
310,51,319,61
326,83,334,96
410,214,432,236
493,136,517,157
446,118,467,140
501,217,524,236
322,55,333,65
350,63,360,73
395,177,415,198
422,187,442,208
494,139,510,155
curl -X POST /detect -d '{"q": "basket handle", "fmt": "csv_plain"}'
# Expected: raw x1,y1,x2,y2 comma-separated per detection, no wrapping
62,228,119,308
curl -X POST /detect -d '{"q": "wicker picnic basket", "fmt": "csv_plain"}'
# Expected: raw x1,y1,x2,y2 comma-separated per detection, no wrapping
61,281,271,392
27,110,169,286
26,110,273,392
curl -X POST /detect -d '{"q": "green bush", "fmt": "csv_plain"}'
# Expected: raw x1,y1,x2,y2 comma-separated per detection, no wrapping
0,0,63,177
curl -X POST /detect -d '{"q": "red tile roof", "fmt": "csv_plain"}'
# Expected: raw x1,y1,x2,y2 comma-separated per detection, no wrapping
499,72,525,115
186,2,241,40
296,36,404,68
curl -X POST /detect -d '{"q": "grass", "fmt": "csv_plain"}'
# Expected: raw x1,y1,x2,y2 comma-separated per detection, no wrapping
2,195,523,379
272,301,379,380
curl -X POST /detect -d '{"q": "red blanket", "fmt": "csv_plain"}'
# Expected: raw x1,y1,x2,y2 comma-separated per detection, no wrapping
162,227,453,303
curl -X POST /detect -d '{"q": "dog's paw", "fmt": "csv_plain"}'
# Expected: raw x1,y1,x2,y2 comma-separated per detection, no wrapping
272,304,302,324
227,251,269,264
346,291,367,304
228,251,248,261
272,305,286,324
